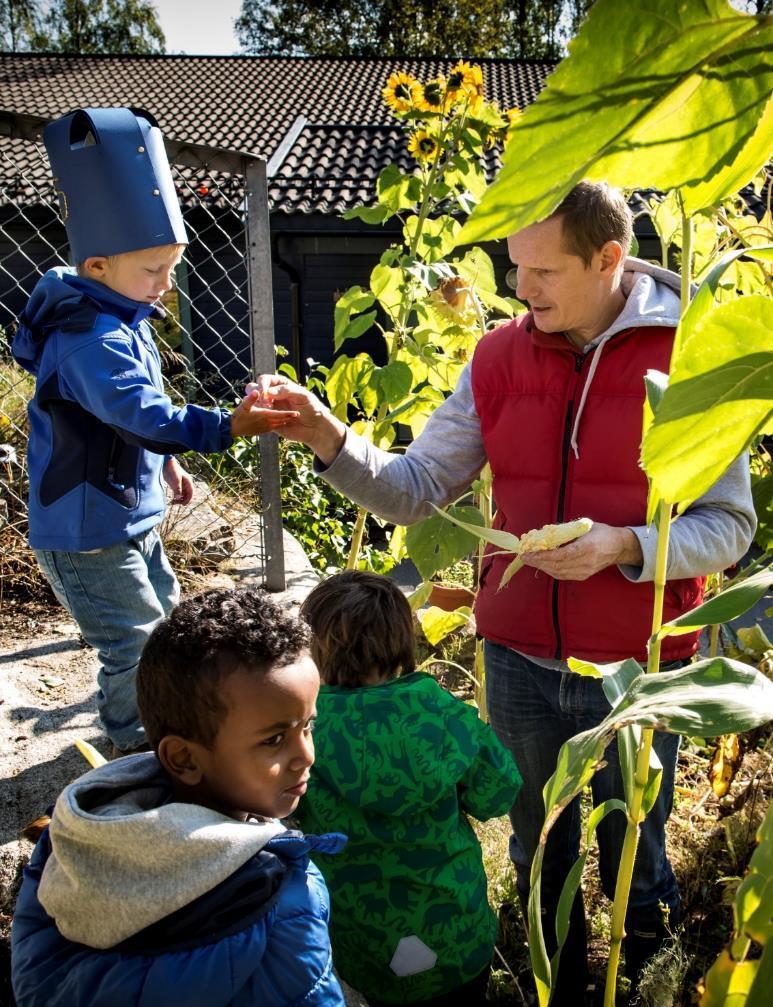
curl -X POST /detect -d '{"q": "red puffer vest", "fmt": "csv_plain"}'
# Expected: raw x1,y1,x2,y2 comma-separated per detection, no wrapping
471,315,703,664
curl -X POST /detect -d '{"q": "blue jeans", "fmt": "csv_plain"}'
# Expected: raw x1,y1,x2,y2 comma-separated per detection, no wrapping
484,641,680,937
34,527,179,750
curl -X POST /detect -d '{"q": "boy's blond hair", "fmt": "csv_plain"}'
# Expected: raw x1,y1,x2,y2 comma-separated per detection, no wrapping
76,242,186,276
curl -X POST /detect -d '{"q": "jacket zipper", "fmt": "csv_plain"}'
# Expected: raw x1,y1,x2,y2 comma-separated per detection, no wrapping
106,434,121,485
552,352,585,658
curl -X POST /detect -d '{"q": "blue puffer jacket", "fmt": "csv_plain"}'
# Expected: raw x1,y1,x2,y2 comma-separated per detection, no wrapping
12,777,347,1007
11,268,233,551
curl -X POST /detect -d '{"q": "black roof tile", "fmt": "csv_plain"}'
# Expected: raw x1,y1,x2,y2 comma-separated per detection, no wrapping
0,53,553,214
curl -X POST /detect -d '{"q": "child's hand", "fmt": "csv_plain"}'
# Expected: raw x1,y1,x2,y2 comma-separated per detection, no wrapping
163,456,194,505
244,375,346,464
230,387,300,438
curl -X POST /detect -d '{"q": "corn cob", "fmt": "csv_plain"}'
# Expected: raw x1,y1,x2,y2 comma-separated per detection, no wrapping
518,517,593,554
499,517,593,590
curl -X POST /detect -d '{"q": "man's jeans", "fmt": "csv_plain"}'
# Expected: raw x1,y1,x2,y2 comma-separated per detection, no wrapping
34,527,179,751
484,641,681,937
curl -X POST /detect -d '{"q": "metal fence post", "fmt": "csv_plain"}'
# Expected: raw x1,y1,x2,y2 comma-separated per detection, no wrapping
244,156,285,591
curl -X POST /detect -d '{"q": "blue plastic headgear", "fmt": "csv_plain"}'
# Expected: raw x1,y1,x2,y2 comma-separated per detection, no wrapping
44,107,188,262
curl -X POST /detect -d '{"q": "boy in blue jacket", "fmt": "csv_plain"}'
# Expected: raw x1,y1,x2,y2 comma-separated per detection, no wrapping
11,107,295,755
11,587,346,1007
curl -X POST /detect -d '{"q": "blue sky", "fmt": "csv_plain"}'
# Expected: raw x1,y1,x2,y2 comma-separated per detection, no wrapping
153,0,243,55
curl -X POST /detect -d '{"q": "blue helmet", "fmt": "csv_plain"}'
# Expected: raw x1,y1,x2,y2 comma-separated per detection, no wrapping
44,107,188,262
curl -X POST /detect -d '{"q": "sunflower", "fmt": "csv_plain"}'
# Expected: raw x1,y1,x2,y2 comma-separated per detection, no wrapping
414,77,447,114
407,129,440,163
506,106,522,129
383,71,419,113
446,60,484,104
429,277,478,326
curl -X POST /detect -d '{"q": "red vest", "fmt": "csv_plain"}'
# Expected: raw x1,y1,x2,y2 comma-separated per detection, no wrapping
470,315,703,664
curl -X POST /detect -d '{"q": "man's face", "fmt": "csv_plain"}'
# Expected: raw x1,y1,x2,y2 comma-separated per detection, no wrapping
507,216,614,343
99,245,183,304
196,655,319,822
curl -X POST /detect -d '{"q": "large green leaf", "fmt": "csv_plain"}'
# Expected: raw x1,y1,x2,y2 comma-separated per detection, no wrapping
657,567,773,639
324,354,375,418
682,95,773,215
369,361,413,406
456,0,773,245
370,264,404,317
377,165,422,214
677,244,773,358
615,657,773,736
417,605,472,646
642,296,773,508
405,505,484,580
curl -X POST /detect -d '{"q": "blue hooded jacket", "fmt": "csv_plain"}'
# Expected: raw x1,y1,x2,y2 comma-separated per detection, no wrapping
11,754,347,1007
12,268,233,551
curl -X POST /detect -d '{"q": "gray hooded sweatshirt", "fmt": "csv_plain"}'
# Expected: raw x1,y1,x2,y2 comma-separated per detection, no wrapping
37,754,285,949
317,259,756,665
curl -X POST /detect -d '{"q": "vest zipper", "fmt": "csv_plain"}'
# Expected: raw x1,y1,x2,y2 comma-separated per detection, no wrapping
552,352,585,658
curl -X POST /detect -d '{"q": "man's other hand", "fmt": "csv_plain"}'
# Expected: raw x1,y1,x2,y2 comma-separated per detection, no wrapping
245,375,347,465
520,524,642,581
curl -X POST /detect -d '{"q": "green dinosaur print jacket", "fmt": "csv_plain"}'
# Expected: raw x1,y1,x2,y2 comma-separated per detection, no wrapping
295,672,522,1004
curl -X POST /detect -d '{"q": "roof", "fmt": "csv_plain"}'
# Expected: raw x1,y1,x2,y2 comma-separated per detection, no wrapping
0,53,555,215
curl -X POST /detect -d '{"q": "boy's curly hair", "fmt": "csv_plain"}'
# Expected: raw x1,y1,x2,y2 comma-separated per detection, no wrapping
138,588,309,749
300,571,415,688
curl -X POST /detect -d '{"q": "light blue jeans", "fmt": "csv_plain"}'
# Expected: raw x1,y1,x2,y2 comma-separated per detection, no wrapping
484,641,681,938
34,527,179,750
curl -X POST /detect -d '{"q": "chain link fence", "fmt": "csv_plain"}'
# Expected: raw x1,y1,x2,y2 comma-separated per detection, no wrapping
0,111,284,601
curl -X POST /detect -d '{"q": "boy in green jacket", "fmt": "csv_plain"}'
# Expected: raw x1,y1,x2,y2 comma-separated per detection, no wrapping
296,572,522,1006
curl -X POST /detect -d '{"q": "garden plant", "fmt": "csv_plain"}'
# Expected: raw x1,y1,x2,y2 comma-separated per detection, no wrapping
447,0,773,1004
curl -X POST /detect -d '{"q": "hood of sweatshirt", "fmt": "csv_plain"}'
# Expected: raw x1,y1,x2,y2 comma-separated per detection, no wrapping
565,257,683,458
11,267,159,375
595,256,683,341
37,753,286,949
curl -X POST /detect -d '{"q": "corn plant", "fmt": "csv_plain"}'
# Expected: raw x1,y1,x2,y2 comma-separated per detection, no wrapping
447,0,773,1003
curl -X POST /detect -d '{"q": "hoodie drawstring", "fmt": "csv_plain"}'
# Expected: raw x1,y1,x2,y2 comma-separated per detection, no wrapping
570,332,614,460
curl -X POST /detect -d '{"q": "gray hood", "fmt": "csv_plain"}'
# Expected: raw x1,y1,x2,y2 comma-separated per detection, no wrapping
569,257,683,457
38,753,284,949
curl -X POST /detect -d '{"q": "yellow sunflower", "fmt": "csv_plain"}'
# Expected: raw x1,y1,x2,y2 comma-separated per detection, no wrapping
447,60,484,103
383,71,419,113
506,106,522,129
414,77,448,114
407,129,440,163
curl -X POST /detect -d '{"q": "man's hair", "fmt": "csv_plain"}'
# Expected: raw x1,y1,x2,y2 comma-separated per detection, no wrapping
550,181,633,266
300,571,415,688
137,588,309,749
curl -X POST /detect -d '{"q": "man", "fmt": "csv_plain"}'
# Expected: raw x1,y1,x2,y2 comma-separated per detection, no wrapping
253,182,755,1003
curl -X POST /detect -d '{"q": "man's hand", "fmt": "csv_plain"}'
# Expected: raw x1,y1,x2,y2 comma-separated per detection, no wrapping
521,524,642,581
163,456,194,505
245,375,347,465
230,387,300,439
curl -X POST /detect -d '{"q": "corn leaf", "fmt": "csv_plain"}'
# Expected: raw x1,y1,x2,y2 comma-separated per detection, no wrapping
429,502,521,553
657,567,773,639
